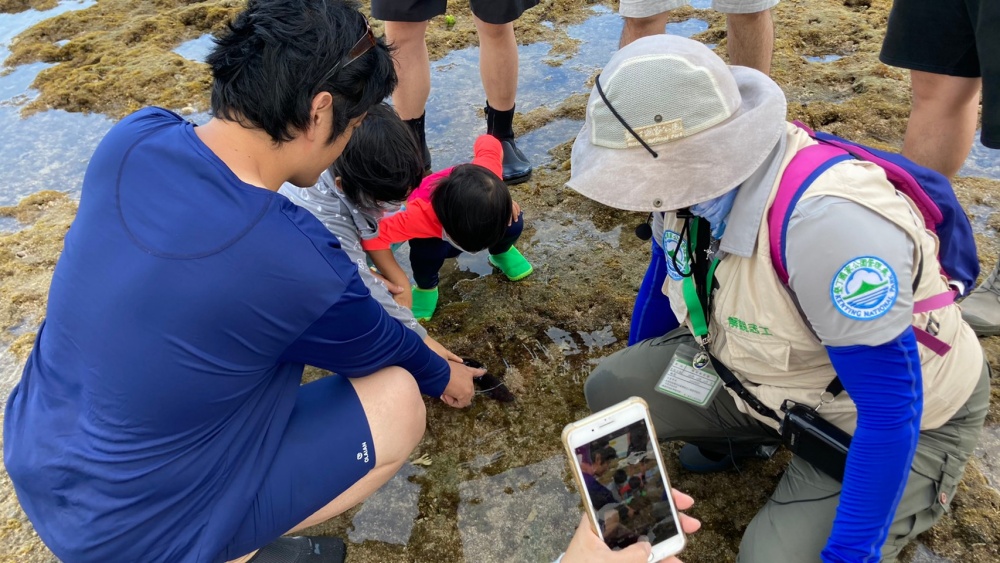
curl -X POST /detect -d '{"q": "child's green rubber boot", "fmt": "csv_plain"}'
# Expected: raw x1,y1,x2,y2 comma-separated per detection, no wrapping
412,286,439,321
488,247,533,281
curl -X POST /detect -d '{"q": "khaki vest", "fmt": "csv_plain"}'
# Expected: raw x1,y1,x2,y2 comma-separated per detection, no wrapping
663,124,982,434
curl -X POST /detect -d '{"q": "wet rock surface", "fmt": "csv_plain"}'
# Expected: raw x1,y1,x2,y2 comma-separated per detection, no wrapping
1,0,999,561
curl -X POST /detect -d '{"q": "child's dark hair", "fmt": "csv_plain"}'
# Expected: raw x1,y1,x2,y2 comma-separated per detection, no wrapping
330,103,424,209
432,165,512,252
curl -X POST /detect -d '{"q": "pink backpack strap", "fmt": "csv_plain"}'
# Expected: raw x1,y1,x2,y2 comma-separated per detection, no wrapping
768,143,853,284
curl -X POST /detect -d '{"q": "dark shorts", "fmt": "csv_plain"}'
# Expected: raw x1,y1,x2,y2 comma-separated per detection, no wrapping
879,0,999,148
371,0,540,25
219,375,375,561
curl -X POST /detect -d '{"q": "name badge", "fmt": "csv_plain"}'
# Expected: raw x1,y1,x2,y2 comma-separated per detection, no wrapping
655,344,722,408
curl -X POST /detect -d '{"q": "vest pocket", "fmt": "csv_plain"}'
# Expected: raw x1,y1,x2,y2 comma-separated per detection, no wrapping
724,329,793,372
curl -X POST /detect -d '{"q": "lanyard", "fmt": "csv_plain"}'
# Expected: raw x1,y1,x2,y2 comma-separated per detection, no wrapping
674,217,720,349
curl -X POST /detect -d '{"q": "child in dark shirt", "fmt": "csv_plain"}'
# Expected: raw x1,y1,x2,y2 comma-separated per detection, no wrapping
362,134,532,320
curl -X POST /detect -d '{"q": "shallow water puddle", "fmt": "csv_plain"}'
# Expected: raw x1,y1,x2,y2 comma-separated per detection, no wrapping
0,0,111,207
960,131,1000,181
423,6,708,171
546,325,618,357
172,34,215,64
804,54,843,63
967,204,996,238
456,455,578,563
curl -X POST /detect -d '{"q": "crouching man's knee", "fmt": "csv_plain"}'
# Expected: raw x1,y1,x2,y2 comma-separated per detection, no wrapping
353,367,427,468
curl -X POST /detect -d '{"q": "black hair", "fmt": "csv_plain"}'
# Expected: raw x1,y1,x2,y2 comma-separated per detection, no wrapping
432,164,511,252
613,469,628,485
207,0,396,144
330,102,423,209
593,446,618,465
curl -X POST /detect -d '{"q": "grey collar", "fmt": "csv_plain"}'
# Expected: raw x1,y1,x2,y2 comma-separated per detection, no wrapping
718,133,788,258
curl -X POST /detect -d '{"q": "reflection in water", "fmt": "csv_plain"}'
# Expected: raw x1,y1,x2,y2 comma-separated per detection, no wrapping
546,327,582,356
0,1,110,206
967,204,996,238
804,54,843,63
457,455,579,563
960,132,999,180
172,34,215,64
665,18,709,37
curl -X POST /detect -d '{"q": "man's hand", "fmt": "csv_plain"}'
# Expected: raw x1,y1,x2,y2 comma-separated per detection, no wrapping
510,199,522,226
424,335,462,363
563,489,701,563
440,360,483,408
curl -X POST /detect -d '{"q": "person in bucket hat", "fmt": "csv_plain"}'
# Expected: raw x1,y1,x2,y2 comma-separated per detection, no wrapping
573,35,988,562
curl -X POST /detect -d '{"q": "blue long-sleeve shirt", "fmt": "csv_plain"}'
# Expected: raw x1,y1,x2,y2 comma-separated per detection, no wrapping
822,330,922,561
3,107,450,562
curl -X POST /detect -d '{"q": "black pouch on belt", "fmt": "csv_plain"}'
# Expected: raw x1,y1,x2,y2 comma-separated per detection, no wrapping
780,401,852,482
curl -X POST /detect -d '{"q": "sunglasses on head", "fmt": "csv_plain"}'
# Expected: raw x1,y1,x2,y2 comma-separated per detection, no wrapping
317,16,377,88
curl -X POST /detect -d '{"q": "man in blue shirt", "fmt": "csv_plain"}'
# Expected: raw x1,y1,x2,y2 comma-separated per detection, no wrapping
2,1,484,562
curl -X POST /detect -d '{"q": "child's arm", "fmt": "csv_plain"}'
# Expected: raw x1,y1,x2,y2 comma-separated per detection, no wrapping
472,135,504,178
368,248,412,309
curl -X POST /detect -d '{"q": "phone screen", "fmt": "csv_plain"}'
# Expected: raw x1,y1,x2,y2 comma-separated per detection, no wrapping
574,419,679,550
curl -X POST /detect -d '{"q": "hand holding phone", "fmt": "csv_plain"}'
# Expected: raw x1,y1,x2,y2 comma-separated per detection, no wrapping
563,397,689,560
563,489,700,563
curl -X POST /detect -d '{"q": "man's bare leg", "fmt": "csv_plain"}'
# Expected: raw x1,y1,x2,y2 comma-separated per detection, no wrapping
227,367,428,563
726,10,773,75
902,70,982,179
474,16,532,182
384,21,431,120
620,12,673,48
474,17,518,112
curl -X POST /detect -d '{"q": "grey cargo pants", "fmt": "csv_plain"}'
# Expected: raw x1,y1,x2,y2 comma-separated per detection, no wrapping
584,328,990,562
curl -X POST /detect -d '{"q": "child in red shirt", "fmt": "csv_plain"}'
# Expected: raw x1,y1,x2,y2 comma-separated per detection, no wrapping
362,134,532,320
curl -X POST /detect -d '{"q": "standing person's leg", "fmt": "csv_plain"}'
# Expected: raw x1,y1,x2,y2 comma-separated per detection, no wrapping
738,362,989,562
900,72,982,178
714,0,779,75
372,0,444,170
471,1,538,184
222,368,428,563
408,237,462,320
618,0,682,48
725,10,774,74
879,0,982,178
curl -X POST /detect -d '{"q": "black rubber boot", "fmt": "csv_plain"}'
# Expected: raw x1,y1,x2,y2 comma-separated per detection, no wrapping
247,536,346,563
404,113,432,175
485,102,532,185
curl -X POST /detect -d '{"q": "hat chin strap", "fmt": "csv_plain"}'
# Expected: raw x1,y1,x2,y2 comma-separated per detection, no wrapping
595,74,658,159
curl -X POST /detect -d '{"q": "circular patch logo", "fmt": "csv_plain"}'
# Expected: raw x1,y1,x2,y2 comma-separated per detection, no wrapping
662,230,689,281
830,256,899,320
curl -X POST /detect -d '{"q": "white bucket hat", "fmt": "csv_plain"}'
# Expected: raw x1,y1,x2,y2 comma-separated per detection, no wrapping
567,35,787,212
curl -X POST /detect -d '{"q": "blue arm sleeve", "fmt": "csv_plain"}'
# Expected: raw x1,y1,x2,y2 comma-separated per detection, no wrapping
821,328,922,562
280,278,451,397
629,238,679,345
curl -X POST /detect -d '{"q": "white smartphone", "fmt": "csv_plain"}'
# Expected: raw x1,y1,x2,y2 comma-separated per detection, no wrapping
562,397,686,560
